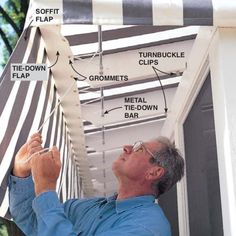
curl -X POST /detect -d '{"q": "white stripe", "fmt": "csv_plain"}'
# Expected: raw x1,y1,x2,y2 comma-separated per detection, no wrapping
0,82,21,144
0,189,9,218
152,0,183,26
92,0,123,25
212,0,236,27
71,26,199,55
0,82,37,185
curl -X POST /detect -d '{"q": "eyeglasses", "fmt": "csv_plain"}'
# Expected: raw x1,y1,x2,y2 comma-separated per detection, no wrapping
132,141,155,158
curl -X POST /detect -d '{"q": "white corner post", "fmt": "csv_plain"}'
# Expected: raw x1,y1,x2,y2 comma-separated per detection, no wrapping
209,28,236,236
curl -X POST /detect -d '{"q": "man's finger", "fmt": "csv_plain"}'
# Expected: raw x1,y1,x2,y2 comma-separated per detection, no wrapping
30,133,41,139
52,147,61,165
29,139,42,148
29,133,42,143
28,146,43,156
28,137,42,146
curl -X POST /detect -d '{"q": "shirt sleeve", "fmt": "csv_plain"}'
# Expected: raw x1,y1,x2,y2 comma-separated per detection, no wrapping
9,175,37,236
9,175,79,236
32,191,79,236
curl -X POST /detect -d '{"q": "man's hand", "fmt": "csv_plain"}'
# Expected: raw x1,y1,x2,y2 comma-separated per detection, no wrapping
31,147,61,196
13,133,42,178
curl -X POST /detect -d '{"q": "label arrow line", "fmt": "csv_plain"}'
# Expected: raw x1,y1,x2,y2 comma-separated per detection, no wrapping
24,20,34,41
152,66,176,76
104,106,123,114
69,60,87,80
48,51,60,68
152,66,168,113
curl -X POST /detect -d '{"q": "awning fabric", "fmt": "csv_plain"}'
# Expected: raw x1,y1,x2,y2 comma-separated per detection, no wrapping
0,28,81,218
26,0,236,27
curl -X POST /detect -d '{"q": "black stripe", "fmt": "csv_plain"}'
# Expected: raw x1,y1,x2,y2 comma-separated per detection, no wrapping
63,0,93,24
123,0,153,25
183,0,213,25
66,26,180,46
44,86,57,147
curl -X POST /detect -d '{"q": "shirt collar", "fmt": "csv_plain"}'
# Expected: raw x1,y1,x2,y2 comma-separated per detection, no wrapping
114,195,155,214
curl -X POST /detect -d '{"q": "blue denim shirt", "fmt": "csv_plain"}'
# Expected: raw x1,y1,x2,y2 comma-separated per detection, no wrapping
9,175,171,236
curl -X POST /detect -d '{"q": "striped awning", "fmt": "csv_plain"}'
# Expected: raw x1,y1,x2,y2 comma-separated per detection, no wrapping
0,27,87,218
26,0,236,27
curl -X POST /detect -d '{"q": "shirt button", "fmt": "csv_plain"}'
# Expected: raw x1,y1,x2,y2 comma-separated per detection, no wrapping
13,181,16,184
98,215,103,219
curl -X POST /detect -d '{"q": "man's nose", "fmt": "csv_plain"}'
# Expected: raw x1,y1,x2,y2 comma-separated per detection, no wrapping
123,145,133,154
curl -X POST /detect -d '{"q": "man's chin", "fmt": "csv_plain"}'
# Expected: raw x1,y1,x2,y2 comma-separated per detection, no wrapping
112,161,122,174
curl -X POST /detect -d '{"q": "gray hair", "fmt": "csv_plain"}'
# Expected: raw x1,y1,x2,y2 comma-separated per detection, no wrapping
150,136,184,197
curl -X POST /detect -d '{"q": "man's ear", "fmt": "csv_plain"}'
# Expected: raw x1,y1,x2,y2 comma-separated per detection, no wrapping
146,166,164,181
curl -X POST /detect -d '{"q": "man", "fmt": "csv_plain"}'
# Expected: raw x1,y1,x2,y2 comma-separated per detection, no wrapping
9,133,184,236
